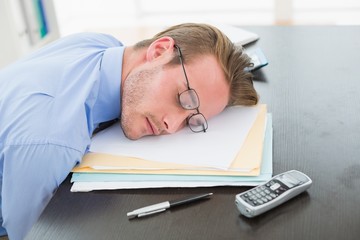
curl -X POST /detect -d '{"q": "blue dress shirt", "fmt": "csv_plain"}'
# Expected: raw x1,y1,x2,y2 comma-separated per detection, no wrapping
0,33,124,240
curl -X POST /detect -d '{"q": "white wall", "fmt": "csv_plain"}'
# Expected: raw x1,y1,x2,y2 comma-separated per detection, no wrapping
2,0,360,68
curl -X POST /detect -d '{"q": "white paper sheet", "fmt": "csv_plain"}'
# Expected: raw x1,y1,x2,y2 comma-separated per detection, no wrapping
90,105,260,170
70,181,264,192
71,114,273,192
207,22,259,46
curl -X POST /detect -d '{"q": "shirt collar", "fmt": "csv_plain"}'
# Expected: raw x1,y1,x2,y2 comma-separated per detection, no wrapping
93,46,124,125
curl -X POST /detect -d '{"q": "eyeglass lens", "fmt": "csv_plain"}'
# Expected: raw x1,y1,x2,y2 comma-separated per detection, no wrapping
188,113,208,132
179,89,199,110
175,44,208,133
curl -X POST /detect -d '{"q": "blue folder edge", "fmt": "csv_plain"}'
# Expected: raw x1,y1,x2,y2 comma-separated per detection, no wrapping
71,114,273,184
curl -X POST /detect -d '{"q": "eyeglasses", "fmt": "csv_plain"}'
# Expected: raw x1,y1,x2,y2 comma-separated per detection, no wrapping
174,45,208,133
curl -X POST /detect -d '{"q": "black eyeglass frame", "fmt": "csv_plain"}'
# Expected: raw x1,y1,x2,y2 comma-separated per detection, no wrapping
174,44,208,133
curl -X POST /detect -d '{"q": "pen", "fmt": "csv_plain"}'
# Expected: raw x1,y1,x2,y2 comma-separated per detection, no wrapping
127,193,213,219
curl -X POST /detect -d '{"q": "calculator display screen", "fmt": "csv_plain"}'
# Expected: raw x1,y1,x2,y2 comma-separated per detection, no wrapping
277,174,301,188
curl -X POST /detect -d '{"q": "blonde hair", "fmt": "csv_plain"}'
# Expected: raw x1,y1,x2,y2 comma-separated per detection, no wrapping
134,23,258,106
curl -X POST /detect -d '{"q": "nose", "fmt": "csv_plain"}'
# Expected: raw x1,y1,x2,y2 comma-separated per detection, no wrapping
163,109,190,134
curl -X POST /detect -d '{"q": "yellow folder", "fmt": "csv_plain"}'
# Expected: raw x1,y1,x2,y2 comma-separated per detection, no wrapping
72,104,267,176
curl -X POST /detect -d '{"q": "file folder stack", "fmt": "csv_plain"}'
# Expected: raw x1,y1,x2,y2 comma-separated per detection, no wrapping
71,25,271,191
71,105,272,192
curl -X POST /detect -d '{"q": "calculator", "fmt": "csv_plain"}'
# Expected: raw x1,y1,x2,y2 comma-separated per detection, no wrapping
244,47,268,72
235,170,312,218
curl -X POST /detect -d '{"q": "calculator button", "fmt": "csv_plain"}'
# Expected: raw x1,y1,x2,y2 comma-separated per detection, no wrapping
240,196,247,202
256,199,264,205
249,196,257,201
270,193,277,198
266,195,273,201
255,194,261,198
261,197,268,203
265,189,270,194
260,191,266,196
270,183,281,190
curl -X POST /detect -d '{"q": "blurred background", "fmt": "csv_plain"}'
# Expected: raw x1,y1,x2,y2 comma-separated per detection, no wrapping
1,0,360,68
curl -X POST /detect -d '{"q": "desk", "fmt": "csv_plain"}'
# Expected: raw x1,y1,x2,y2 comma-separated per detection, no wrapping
26,26,360,240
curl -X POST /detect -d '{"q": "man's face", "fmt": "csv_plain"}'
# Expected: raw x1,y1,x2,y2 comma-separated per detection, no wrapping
120,52,229,140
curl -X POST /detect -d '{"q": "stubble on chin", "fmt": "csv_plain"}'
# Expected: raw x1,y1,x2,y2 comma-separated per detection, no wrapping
120,67,161,140
120,118,137,140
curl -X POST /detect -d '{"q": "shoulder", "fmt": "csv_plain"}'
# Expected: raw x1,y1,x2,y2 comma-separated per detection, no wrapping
57,32,124,48
12,32,124,67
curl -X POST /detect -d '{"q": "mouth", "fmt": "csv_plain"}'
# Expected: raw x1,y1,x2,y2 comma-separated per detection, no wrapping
146,117,158,135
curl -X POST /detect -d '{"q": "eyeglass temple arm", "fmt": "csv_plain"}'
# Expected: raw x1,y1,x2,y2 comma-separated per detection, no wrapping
174,44,191,90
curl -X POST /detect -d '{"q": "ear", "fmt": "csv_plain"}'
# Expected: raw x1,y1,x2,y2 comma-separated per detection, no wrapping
146,37,175,62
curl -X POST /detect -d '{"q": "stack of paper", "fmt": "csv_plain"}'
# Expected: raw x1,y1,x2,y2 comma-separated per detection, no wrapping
71,105,272,192
207,22,259,46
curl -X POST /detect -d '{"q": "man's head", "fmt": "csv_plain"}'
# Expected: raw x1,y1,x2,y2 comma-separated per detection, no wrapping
120,23,258,140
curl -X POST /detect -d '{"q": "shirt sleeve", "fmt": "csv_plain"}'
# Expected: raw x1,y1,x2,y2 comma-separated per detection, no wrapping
0,143,83,240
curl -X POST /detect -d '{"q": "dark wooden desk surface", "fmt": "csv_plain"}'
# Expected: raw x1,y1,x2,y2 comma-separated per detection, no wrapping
26,26,360,240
